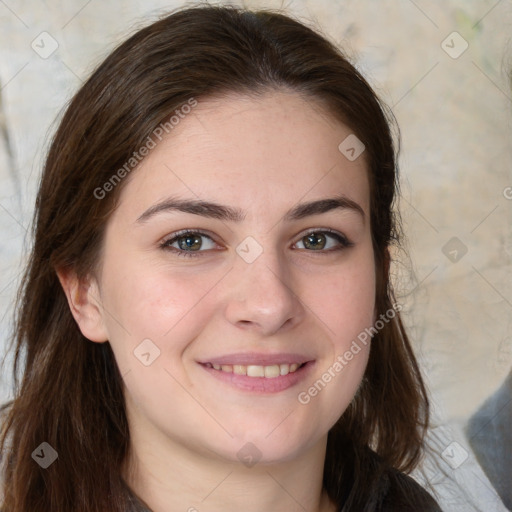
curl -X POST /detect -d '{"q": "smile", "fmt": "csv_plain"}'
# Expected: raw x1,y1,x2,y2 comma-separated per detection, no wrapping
204,362,303,378
199,360,314,393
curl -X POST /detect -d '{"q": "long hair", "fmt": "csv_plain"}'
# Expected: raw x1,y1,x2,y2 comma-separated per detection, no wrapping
0,5,430,511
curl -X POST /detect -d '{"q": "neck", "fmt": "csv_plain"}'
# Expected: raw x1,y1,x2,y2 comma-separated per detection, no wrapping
122,415,337,512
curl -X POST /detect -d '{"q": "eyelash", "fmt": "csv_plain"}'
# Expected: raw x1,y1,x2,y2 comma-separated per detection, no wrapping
159,228,354,258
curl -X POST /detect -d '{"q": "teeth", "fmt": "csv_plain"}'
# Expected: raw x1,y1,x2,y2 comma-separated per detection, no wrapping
247,365,265,377
264,365,280,378
233,365,247,375
209,362,303,378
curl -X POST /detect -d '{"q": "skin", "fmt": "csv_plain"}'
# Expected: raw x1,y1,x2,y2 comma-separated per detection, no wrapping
59,90,376,512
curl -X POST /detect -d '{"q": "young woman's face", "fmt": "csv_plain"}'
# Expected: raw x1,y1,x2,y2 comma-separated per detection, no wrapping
92,91,376,464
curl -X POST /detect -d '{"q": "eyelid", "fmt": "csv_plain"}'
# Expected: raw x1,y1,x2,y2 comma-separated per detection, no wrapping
160,228,217,244
296,227,353,248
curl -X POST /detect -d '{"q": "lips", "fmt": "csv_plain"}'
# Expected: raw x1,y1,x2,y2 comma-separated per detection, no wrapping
197,352,315,393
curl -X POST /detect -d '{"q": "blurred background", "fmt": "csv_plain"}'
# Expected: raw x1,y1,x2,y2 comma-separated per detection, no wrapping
0,1,511,510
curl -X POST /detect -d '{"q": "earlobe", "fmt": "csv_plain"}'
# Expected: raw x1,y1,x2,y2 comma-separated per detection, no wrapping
56,268,109,343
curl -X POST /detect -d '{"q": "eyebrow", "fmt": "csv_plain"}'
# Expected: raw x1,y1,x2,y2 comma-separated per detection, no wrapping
136,194,365,224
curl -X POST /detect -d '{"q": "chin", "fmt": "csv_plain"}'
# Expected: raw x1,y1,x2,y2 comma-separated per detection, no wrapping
222,426,321,466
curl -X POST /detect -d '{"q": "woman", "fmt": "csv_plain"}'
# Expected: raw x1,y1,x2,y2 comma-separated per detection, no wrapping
0,5,442,511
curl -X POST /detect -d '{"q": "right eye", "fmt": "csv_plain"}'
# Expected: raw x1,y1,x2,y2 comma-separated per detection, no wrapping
160,229,220,258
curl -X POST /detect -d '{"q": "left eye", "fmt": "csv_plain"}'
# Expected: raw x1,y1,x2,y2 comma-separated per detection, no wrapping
294,230,352,251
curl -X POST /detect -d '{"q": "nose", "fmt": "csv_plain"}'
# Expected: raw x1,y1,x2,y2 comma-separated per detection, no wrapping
223,249,305,336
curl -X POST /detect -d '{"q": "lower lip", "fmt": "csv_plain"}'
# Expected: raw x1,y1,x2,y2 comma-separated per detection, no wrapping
199,362,315,393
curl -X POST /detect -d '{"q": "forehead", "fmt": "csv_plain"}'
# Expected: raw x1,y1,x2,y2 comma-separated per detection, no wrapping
114,90,370,221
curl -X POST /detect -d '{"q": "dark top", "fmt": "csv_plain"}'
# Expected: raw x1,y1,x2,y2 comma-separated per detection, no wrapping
122,464,443,511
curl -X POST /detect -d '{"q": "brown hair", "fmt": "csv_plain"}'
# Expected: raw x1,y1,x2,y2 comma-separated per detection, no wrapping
0,5,430,511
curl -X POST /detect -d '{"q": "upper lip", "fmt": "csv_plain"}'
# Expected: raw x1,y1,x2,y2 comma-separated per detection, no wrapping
198,352,314,366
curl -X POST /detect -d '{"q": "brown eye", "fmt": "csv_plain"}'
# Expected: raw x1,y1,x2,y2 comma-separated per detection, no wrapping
303,232,327,250
177,234,203,251
295,230,353,252
160,230,217,257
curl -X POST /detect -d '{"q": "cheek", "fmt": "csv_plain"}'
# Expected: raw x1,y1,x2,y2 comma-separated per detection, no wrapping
98,257,222,362
300,252,375,419
309,256,376,349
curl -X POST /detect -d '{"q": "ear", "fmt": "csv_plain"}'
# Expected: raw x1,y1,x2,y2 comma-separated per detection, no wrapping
56,267,109,343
